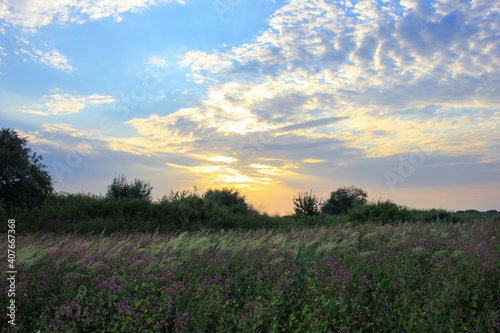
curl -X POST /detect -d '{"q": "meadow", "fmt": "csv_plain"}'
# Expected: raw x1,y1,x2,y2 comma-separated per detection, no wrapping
1,220,499,332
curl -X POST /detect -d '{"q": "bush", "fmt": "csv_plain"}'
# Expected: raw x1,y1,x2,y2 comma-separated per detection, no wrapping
203,187,251,214
0,128,53,210
293,191,322,216
347,199,414,224
321,186,367,215
415,208,464,223
348,200,464,224
157,191,222,230
106,175,153,201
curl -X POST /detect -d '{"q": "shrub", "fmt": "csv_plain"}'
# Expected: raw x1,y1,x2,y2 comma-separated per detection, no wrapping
0,128,53,210
347,199,414,224
203,187,250,213
321,186,367,215
414,208,464,223
293,191,322,216
158,191,220,229
347,200,464,224
106,174,153,201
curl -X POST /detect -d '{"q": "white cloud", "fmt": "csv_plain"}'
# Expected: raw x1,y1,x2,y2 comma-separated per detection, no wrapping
181,50,233,84
303,159,326,164
22,92,116,116
145,56,167,67
209,156,237,163
0,0,185,31
20,47,75,72
0,31,74,72
22,123,109,157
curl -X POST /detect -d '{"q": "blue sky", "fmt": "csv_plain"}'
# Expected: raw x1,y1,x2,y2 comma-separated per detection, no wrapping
1,0,499,214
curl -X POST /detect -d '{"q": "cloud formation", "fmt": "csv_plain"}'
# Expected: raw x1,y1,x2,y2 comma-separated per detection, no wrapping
22,92,116,116
0,0,185,31
145,56,168,68
19,46,75,72
114,0,500,194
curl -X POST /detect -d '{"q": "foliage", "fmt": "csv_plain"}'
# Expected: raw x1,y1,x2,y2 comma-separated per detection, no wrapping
203,187,250,214
1,221,499,332
3,190,472,236
415,208,465,223
321,185,368,215
348,200,464,224
106,174,153,201
348,199,412,224
293,190,322,216
0,128,53,210
3,191,346,235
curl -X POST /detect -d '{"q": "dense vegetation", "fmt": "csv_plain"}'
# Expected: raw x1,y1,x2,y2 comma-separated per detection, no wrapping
1,222,499,332
1,190,476,236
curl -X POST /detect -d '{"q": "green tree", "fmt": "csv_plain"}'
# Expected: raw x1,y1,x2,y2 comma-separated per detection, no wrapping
203,187,249,213
106,174,153,201
293,190,321,216
0,128,53,209
321,185,368,215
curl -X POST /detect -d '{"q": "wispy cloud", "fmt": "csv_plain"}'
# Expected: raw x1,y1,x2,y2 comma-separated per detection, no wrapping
209,156,237,163
0,0,186,31
22,92,116,116
19,47,74,72
22,123,96,154
145,56,168,68
303,159,326,164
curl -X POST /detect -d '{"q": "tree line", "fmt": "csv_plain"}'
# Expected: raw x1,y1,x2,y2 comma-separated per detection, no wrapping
1,128,467,231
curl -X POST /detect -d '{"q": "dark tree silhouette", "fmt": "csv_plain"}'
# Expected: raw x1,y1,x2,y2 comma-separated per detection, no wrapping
0,128,53,210
106,174,153,201
321,186,368,215
293,190,322,216
204,187,250,213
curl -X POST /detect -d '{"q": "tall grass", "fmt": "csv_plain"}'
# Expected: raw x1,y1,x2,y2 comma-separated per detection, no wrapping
1,221,499,332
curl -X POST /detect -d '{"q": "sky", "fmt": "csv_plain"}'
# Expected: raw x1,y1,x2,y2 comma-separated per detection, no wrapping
1,0,499,215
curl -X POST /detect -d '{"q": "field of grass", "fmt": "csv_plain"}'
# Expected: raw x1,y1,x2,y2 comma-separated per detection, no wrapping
1,220,499,332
